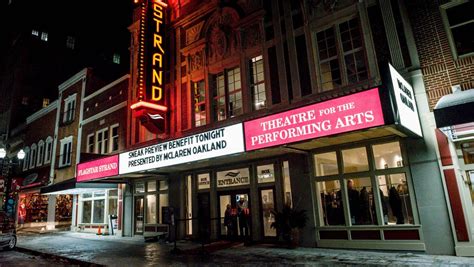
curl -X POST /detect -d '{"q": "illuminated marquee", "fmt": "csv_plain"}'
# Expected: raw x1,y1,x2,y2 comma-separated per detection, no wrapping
133,0,168,133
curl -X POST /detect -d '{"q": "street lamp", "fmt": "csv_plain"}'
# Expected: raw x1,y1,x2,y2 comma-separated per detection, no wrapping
0,148,25,216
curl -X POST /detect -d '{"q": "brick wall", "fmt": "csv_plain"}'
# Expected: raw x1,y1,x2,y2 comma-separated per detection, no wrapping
407,0,474,109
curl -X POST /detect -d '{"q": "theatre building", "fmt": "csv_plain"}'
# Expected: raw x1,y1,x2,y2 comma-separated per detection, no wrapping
111,0,459,255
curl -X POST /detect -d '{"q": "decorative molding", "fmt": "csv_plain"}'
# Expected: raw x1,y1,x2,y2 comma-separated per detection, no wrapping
185,21,204,46
58,68,88,93
189,50,204,72
83,74,130,101
243,23,262,50
205,7,241,64
26,100,58,125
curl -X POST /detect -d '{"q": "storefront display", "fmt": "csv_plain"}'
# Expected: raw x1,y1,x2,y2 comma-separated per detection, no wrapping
18,193,48,224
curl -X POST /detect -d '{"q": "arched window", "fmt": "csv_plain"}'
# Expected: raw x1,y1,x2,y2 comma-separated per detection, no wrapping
37,140,45,166
44,136,53,164
23,147,30,171
30,143,37,169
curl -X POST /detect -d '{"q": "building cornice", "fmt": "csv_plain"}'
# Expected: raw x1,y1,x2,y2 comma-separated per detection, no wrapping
84,74,130,101
58,68,89,93
26,100,59,125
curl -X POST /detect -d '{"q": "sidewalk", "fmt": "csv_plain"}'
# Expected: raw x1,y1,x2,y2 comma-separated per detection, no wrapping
16,231,474,266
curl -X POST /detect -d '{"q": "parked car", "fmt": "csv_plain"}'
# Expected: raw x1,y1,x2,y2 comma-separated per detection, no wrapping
0,211,16,250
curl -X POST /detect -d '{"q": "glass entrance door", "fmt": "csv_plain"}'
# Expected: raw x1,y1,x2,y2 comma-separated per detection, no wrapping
260,188,276,237
219,191,250,239
135,196,144,234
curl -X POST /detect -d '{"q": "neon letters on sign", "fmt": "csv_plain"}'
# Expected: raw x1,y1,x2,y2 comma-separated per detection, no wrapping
77,155,119,182
244,88,385,151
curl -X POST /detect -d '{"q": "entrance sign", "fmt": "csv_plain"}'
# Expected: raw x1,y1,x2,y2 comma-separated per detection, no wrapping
244,88,385,151
120,123,244,174
77,155,119,182
216,168,250,188
389,64,422,137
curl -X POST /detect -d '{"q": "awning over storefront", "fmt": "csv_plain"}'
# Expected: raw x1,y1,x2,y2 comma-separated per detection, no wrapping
434,89,474,129
40,178,117,195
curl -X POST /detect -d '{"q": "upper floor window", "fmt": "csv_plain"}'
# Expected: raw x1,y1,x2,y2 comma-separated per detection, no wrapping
113,53,121,64
41,32,48,42
42,98,50,108
63,94,76,123
59,136,73,168
193,80,206,127
44,136,53,164
32,29,39,36
315,17,368,91
212,67,242,121
87,134,95,153
21,97,28,105
96,128,109,154
441,0,474,58
29,143,37,169
110,124,119,152
22,147,30,171
37,140,44,167
66,36,76,49
249,55,266,111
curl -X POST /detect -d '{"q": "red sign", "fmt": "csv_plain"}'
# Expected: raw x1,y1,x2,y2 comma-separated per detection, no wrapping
77,155,119,182
244,88,385,151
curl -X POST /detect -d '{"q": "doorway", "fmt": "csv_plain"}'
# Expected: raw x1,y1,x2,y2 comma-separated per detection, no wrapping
134,196,144,234
259,187,277,238
218,190,251,239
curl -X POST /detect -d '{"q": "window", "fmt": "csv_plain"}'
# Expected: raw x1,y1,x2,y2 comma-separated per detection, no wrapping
249,55,266,110
42,98,50,108
135,179,169,225
96,128,109,154
197,173,210,190
461,141,474,164
29,143,37,169
441,1,474,58
314,140,415,228
63,94,76,123
212,67,242,121
44,136,53,164
22,147,30,171
193,80,206,127
113,53,121,64
315,18,368,91
66,36,75,49
80,189,117,224
257,164,275,183
36,140,44,167
87,134,94,153
21,97,28,105
41,32,48,41
283,161,293,207
32,29,39,36
59,137,73,167
110,125,119,152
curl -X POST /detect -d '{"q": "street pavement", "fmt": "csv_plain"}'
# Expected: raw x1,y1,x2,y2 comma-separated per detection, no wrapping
16,231,474,266
0,250,76,266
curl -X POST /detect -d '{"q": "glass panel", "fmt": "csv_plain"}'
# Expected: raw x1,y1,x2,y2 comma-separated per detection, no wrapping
94,191,105,198
197,173,210,190
146,195,157,224
342,147,369,173
148,181,157,192
461,141,474,164
186,175,193,235
135,197,144,233
135,182,145,193
236,194,250,237
257,164,275,183
283,161,292,207
317,180,344,225
373,142,403,169
159,180,168,191
82,193,93,199
378,173,414,225
261,189,276,237
93,199,105,224
220,195,232,236
108,189,118,197
345,178,377,225
159,194,169,224
314,152,338,176
216,168,250,188
82,201,92,224
108,199,118,216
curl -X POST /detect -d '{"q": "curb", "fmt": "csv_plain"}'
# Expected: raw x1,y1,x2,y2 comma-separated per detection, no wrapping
15,246,105,267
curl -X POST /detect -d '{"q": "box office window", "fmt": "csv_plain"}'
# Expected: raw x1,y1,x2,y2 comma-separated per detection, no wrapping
197,173,210,190
314,140,415,227
257,164,275,183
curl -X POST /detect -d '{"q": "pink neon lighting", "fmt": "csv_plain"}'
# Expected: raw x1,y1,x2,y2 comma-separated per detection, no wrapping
244,88,385,151
130,101,168,112
77,155,119,182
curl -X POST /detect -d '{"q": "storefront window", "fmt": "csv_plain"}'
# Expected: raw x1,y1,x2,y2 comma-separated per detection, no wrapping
257,164,275,183
461,141,474,164
55,195,72,222
93,199,105,223
159,180,168,191
108,199,118,216
377,173,413,225
342,147,369,173
94,192,105,198
345,178,377,225
317,180,344,225
83,193,93,198
373,142,403,169
197,173,210,190
148,181,157,192
18,193,49,224
159,194,169,224
146,195,157,224
283,161,292,207
135,182,145,193
82,201,92,223
314,152,338,176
